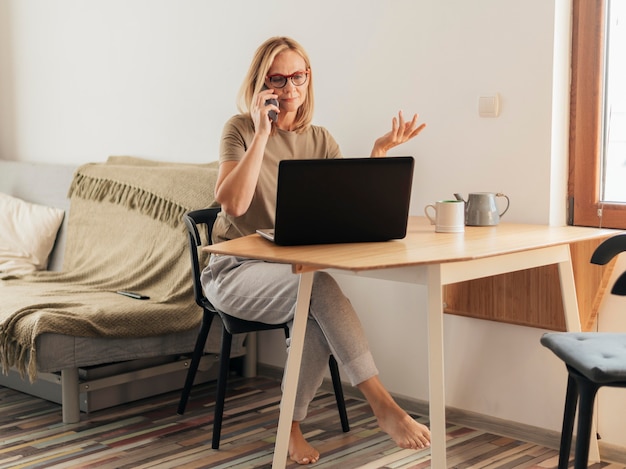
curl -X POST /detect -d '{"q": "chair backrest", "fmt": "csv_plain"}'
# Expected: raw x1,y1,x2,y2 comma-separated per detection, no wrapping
591,233,626,295
183,207,290,336
183,208,221,309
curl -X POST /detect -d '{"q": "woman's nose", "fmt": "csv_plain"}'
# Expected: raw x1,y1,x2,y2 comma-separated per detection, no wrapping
283,80,297,92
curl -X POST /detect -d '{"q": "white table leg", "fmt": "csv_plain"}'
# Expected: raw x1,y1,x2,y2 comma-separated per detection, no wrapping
272,271,314,469
426,264,447,468
557,246,582,333
557,248,601,464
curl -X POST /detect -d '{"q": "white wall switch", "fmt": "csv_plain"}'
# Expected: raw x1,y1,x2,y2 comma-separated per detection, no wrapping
478,94,500,117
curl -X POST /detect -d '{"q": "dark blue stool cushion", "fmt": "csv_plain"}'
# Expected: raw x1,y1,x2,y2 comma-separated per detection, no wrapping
541,332,626,384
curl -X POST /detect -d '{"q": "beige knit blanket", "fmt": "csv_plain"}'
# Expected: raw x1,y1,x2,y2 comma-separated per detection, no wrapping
0,156,219,380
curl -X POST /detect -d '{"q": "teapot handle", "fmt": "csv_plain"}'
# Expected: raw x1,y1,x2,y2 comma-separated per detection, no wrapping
496,193,510,217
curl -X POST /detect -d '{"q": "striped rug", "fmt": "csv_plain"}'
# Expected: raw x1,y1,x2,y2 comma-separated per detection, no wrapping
0,376,621,468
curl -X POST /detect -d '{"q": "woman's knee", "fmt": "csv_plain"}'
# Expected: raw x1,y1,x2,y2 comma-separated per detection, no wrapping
312,271,343,297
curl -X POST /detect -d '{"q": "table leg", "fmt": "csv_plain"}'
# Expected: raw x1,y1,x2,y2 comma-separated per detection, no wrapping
557,247,601,464
426,264,447,468
272,271,314,469
557,246,582,333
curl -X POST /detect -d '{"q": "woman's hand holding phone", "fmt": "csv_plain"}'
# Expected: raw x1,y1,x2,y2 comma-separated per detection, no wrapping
261,85,278,123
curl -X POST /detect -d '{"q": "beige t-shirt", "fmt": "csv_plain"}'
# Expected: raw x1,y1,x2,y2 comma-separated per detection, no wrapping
213,114,342,243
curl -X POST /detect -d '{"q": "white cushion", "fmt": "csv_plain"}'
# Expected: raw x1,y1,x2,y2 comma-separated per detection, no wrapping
0,193,65,277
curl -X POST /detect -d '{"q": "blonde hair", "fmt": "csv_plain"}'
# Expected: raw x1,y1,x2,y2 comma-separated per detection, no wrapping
236,37,314,133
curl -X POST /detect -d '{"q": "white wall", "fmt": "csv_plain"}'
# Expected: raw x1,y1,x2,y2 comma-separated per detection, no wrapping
2,0,625,449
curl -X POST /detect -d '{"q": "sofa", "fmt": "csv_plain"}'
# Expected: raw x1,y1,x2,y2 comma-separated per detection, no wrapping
0,158,246,423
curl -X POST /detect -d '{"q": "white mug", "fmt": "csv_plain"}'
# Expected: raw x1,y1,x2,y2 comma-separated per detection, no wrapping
424,200,465,233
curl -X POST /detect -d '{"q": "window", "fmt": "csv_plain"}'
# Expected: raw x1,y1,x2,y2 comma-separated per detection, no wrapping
603,0,626,203
570,0,626,229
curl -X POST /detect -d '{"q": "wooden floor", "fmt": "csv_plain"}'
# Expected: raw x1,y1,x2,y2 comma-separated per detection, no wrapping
0,375,623,469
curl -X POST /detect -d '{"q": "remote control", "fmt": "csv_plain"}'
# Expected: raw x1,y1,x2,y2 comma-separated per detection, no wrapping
116,290,150,300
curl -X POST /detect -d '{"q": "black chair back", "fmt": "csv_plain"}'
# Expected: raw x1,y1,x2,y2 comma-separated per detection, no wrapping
591,233,626,295
183,208,221,311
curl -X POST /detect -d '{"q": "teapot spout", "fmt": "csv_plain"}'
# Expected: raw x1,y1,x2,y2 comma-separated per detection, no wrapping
453,193,465,202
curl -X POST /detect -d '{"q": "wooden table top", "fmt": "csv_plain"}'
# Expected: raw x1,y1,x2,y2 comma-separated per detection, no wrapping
204,217,617,273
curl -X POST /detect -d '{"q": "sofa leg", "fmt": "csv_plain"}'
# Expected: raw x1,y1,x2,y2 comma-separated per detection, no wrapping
61,368,80,423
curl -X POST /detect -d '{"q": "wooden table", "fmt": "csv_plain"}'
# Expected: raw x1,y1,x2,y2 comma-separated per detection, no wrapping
205,217,616,468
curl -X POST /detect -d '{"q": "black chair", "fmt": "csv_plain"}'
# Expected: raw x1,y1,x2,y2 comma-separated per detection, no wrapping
540,233,626,469
177,207,350,449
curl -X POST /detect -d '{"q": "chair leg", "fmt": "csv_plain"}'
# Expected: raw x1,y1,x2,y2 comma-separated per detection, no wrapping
212,326,234,450
558,373,579,469
328,355,350,433
178,311,214,415
572,376,600,469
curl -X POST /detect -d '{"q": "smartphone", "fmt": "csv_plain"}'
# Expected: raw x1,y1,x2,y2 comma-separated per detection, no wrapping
262,85,278,123
116,290,150,300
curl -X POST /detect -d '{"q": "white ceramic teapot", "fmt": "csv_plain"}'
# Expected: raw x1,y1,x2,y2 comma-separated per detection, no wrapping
453,192,510,226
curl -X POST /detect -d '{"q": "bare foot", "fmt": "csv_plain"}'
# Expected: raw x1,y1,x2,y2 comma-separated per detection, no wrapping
376,405,431,450
358,376,431,450
289,421,320,465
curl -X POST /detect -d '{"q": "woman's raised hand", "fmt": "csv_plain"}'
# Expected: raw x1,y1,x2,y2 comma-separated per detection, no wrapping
371,111,426,157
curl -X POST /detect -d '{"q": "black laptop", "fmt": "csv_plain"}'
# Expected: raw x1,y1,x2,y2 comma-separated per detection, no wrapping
256,156,414,246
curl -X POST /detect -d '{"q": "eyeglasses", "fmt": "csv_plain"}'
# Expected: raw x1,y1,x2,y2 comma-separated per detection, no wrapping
266,70,310,89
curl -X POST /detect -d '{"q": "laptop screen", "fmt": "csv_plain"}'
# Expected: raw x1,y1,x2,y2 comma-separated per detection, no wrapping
270,156,414,246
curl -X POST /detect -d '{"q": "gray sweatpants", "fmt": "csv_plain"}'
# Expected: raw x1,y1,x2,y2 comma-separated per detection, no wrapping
200,254,378,421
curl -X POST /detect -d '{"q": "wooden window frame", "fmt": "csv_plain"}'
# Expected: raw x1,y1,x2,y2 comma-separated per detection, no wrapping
569,0,626,229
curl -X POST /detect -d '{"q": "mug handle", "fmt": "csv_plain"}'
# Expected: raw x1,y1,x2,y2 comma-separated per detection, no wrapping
496,193,510,217
424,204,437,225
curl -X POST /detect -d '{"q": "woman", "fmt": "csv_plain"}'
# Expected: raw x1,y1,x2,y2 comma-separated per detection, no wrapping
201,36,430,465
